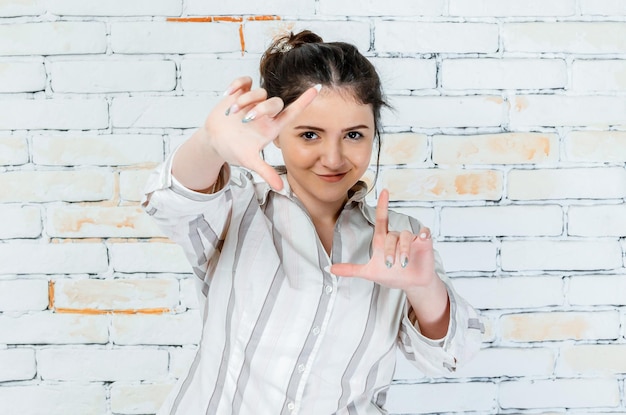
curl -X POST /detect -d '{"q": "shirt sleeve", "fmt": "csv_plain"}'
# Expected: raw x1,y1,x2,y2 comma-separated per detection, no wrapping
141,151,236,304
397,252,485,377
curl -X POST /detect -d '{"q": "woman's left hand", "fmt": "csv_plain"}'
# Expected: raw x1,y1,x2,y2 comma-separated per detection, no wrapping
330,189,438,292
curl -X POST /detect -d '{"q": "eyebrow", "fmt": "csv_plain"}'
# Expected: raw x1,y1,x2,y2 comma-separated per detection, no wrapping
293,125,371,132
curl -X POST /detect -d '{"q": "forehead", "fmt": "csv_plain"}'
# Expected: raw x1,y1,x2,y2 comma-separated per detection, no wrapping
290,89,375,127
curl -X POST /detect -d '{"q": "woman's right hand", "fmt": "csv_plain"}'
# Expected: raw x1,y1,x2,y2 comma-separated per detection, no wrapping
202,76,320,190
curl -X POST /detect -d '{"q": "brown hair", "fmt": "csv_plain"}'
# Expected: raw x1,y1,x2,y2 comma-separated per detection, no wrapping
259,30,388,179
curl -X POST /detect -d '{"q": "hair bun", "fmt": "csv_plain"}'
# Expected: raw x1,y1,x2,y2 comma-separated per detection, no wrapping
271,30,323,54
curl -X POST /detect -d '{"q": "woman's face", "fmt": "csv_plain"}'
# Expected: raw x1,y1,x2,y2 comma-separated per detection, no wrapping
274,89,375,215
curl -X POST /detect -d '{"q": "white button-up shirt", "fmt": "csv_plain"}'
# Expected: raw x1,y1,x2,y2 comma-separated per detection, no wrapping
142,154,483,415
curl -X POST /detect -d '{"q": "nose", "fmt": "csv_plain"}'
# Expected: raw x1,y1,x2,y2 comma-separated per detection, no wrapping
320,139,345,169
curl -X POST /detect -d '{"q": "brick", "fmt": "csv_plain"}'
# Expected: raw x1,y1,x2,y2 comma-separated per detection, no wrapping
0,0,44,16
38,348,168,381
0,61,46,92
109,242,191,273
378,133,428,165
0,349,36,382
320,0,445,16
572,60,626,91
0,312,109,344
50,60,176,93
508,168,626,200
186,0,313,14
389,207,436,231
110,383,174,414
0,204,42,239
433,133,559,165
434,242,497,272
0,136,28,165
385,95,505,128
0,99,108,130
48,0,181,16
441,205,562,237
53,278,179,310
441,58,566,90
0,22,106,56
371,58,437,91
180,277,200,310
383,169,503,201
0,170,114,203
181,58,259,92
0,279,49,311
243,21,371,54
453,276,563,309
558,345,626,375
111,22,240,54
111,97,218,129
47,205,163,238
169,347,198,377
449,0,575,16
581,0,626,15
510,95,626,128
120,169,154,202
32,134,164,166
503,23,626,54
569,204,626,237
500,379,620,409
565,131,626,162
0,384,106,415
386,382,497,413
375,22,498,53
453,347,555,378
501,240,622,271
569,275,626,306
111,311,202,345
0,242,109,274
500,311,620,342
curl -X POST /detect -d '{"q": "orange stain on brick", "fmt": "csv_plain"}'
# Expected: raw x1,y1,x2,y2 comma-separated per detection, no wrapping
166,15,281,54
454,172,499,195
514,96,529,112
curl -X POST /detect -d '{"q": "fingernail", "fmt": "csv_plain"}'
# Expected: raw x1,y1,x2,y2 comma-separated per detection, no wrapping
401,255,408,268
223,86,234,96
242,111,256,123
314,83,322,92
385,256,394,268
419,232,428,240
225,104,239,116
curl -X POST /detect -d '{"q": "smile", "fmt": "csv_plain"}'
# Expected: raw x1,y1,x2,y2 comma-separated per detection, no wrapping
317,173,347,183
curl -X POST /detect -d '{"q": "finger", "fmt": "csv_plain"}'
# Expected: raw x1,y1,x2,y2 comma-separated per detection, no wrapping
418,226,432,241
384,231,400,268
274,84,321,127
227,88,268,116
246,157,284,191
399,230,415,268
242,96,285,121
329,263,369,279
373,188,390,247
223,76,253,96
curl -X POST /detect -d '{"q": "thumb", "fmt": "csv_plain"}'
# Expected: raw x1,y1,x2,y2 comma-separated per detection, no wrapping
248,158,283,191
330,262,366,278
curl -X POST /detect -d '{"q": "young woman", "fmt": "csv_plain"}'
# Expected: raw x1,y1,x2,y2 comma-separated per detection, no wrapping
143,30,483,415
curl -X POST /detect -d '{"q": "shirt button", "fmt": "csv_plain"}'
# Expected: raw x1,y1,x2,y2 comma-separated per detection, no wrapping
325,285,333,294
287,402,295,411
312,326,320,335
297,363,306,373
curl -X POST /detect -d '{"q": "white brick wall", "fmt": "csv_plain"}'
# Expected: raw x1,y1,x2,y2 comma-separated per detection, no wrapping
1,2,625,414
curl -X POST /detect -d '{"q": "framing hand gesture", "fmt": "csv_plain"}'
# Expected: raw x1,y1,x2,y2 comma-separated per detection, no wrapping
330,189,438,292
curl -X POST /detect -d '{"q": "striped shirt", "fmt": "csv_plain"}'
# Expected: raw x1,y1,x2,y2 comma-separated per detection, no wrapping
142,153,483,415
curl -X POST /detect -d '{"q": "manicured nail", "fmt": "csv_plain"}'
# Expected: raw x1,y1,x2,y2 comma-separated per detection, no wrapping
419,232,428,240
401,255,408,268
242,111,256,123
385,256,394,268
225,104,239,116
314,83,322,92
223,87,233,96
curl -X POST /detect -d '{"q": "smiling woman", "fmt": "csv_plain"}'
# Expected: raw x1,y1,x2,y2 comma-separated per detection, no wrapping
142,30,483,415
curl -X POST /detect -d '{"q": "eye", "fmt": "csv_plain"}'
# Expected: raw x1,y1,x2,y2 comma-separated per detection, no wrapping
301,131,319,141
345,131,364,140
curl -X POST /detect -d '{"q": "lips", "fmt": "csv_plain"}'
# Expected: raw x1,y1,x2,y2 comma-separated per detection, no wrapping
317,173,347,183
